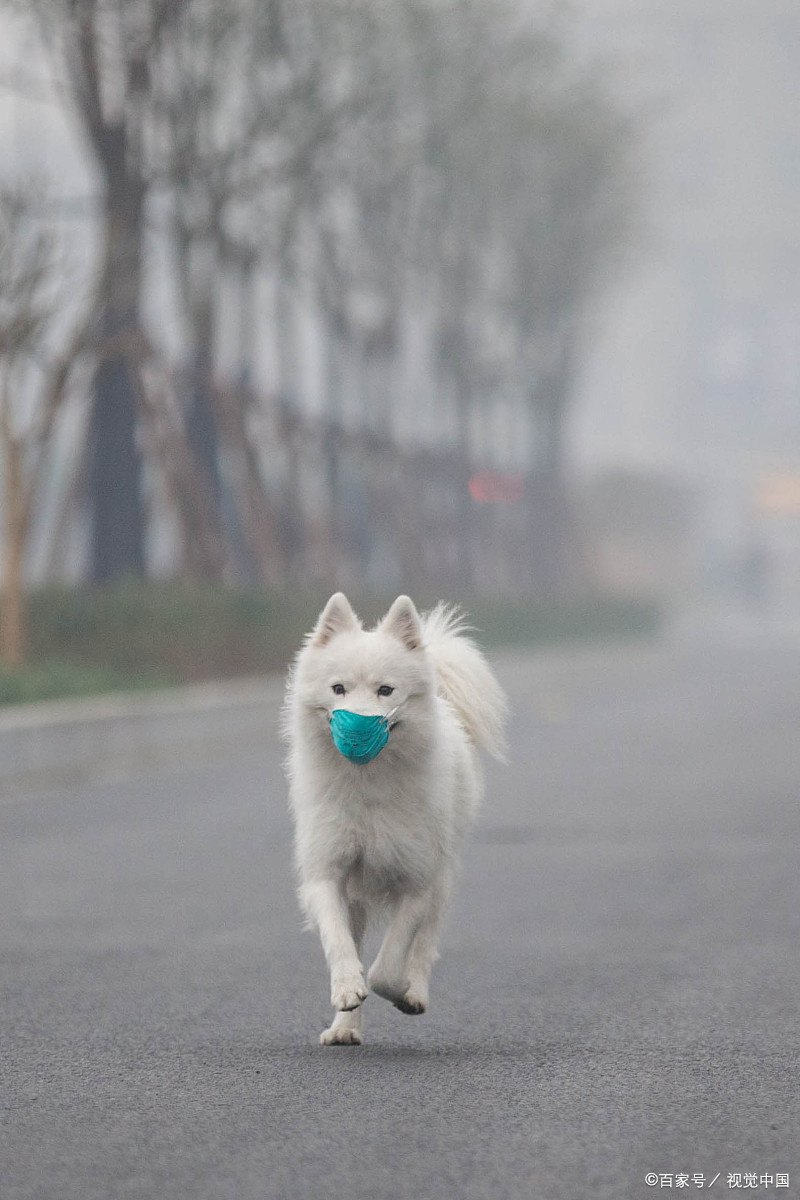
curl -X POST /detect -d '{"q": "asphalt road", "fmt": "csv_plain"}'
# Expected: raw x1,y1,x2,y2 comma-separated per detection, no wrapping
3,637,800,1200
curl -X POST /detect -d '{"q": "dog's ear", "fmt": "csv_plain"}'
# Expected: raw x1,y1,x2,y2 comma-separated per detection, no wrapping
312,592,359,646
381,594,423,651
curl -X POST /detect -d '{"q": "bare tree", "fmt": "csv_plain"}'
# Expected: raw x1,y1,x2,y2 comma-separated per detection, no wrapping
13,0,299,584
0,181,89,665
157,0,401,586
147,0,318,585
11,0,198,581
293,0,621,596
388,1,636,593
5,0,634,601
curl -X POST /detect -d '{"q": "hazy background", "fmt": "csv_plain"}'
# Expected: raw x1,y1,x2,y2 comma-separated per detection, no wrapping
570,0,800,628
1,0,799,689
4,8,800,1194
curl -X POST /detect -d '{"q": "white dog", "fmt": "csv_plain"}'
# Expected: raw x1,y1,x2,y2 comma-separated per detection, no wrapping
283,592,507,1045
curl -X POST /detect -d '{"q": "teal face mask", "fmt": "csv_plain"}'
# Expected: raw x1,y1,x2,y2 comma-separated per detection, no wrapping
329,709,392,764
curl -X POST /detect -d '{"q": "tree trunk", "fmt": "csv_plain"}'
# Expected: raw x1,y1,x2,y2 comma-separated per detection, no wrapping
186,299,223,582
529,368,574,598
185,239,222,510
189,354,221,499
218,378,287,588
320,311,345,587
274,269,304,580
444,314,476,595
168,223,229,580
1,432,26,668
454,387,476,595
90,143,146,583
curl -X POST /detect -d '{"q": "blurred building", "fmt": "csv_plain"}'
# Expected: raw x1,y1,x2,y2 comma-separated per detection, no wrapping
568,0,800,593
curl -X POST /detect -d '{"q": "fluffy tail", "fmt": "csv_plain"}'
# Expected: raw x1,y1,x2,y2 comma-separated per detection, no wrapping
421,603,508,760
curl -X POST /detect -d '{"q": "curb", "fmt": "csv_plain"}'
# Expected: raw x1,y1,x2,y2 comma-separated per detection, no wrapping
0,675,286,800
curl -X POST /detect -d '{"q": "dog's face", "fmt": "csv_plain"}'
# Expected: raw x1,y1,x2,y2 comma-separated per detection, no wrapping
292,594,434,741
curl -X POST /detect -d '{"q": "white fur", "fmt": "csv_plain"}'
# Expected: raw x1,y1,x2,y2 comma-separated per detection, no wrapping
283,593,508,1045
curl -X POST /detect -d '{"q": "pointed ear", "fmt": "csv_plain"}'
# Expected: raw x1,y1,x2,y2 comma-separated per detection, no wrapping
312,593,359,646
381,594,423,651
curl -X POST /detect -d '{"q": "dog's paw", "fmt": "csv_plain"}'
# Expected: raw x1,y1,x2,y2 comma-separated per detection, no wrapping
320,1024,363,1046
367,968,424,1013
394,985,428,1015
331,974,367,1012
369,966,428,1014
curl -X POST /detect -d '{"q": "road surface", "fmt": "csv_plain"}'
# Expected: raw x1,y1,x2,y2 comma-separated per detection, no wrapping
3,638,800,1199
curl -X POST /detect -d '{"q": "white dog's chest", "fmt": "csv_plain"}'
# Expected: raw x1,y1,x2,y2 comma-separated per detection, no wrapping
330,800,441,895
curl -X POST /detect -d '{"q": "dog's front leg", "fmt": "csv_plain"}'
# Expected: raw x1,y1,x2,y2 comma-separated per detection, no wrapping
302,879,368,1012
320,900,367,1046
367,886,438,1013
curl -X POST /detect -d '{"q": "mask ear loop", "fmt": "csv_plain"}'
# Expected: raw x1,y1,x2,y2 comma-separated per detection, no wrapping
385,703,401,730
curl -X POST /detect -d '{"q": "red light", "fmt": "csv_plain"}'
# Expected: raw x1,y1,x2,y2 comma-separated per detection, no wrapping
469,471,525,504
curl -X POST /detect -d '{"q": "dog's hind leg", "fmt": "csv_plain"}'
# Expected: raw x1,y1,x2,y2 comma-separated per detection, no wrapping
367,884,443,1014
401,914,442,1015
320,900,367,1046
368,871,451,1014
397,869,451,1013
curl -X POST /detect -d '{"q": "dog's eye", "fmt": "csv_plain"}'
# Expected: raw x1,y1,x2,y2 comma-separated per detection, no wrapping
377,685,394,697
332,683,346,696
